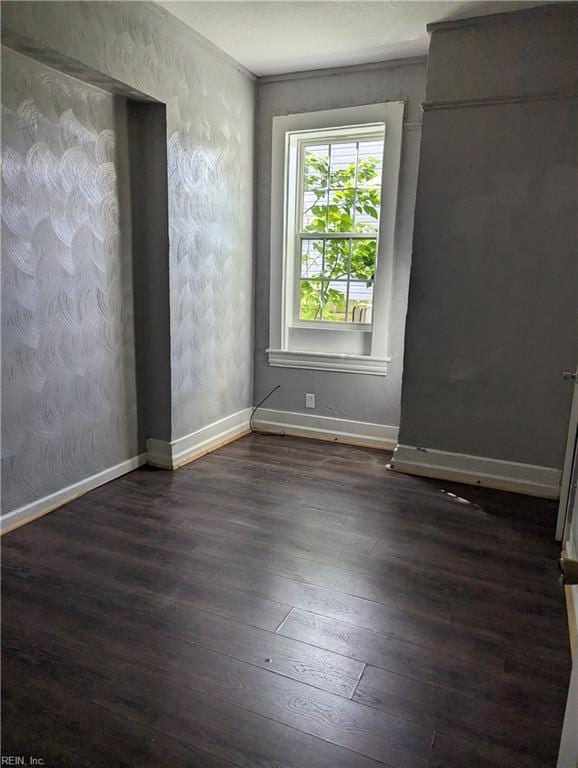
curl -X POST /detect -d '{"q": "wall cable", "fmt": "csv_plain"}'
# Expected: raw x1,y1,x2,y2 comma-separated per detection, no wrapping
249,384,283,435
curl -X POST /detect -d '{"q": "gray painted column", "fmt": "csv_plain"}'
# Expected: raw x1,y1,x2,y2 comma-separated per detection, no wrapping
398,4,578,470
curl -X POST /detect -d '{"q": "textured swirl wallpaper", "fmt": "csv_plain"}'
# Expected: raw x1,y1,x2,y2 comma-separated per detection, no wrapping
1,2,255,513
2,46,139,513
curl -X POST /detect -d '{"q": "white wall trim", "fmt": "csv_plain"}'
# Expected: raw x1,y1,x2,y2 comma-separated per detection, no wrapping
147,408,252,470
556,377,578,540
391,443,561,499
267,348,389,376
252,408,398,450
1,453,148,536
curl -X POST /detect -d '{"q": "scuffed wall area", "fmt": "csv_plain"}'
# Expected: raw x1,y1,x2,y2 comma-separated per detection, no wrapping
1,46,139,512
2,0,255,442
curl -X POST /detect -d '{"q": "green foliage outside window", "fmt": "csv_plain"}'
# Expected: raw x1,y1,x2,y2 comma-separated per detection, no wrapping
299,148,381,322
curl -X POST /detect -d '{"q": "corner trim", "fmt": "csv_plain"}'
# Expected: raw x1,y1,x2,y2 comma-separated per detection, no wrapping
252,408,399,450
390,443,561,499
147,408,252,470
267,348,389,376
1,454,148,536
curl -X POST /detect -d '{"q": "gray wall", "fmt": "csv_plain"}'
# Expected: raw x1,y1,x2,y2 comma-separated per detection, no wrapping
1,1,255,513
127,101,173,444
399,4,578,469
1,46,139,512
253,60,426,425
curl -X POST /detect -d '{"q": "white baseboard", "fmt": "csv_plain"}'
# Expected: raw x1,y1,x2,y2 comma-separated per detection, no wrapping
2,409,253,534
566,583,578,661
1,453,148,536
252,408,399,450
391,443,561,499
147,407,252,469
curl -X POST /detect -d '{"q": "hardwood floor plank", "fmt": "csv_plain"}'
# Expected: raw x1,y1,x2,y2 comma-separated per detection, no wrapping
195,537,452,620
4,648,386,768
10,509,205,570
353,664,434,727
277,608,505,682
341,505,562,561
165,474,351,530
3,673,242,768
353,664,562,764
217,562,505,660
428,730,546,768
449,578,568,652
4,619,432,768
431,686,562,765
109,466,353,533
177,512,379,555
278,608,566,725
2,543,291,633
371,529,559,590
4,580,365,699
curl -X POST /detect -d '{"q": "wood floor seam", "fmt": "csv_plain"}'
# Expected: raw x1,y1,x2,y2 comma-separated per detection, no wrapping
349,662,368,701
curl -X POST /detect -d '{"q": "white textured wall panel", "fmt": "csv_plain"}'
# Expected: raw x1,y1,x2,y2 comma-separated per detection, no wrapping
1,46,139,512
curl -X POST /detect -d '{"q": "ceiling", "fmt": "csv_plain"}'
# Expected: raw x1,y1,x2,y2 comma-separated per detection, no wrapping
158,0,545,77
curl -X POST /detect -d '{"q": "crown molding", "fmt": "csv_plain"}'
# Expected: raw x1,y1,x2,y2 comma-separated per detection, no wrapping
258,55,428,85
423,89,578,112
144,2,257,81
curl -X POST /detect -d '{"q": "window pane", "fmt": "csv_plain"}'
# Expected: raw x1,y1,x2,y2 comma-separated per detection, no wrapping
303,146,329,190
358,139,384,187
347,280,374,323
301,137,384,236
299,279,324,320
354,187,381,232
350,239,376,281
324,280,348,322
327,188,355,232
329,142,357,188
300,239,325,279
303,189,328,232
299,279,349,322
323,239,350,281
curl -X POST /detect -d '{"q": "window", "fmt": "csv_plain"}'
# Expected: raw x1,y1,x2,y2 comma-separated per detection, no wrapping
296,127,384,326
268,102,404,375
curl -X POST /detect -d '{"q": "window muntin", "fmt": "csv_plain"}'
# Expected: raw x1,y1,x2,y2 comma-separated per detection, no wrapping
294,129,385,326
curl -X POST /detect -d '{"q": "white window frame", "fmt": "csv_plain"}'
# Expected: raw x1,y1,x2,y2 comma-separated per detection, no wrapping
267,101,404,376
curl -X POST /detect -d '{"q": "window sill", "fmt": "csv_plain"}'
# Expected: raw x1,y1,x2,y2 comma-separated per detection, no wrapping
266,348,389,376
291,320,372,332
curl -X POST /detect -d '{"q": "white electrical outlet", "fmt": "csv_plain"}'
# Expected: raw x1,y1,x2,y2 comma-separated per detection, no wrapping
305,393,315,409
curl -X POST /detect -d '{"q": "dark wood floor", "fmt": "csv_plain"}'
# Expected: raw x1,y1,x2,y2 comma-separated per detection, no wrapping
2,434,571,767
